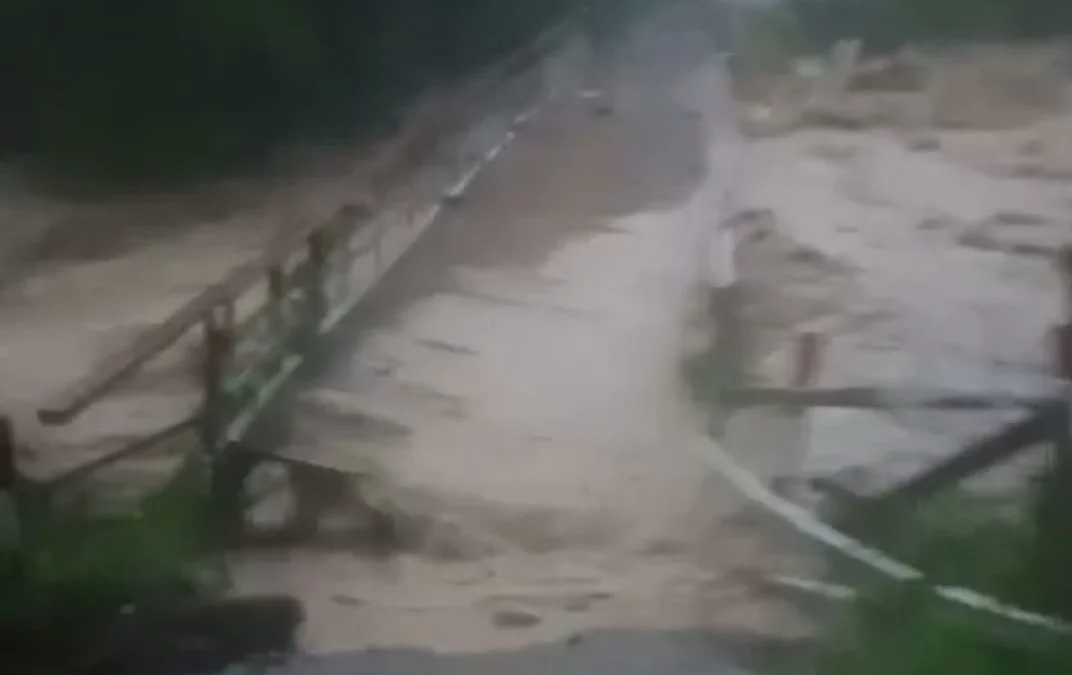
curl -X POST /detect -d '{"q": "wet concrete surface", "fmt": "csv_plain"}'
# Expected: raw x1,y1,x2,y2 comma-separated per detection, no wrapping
219,628,806,675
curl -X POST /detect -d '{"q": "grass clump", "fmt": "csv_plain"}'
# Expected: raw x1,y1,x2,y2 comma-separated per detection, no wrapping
810,490,1072,675
0,460,222,672
814,579,1072,675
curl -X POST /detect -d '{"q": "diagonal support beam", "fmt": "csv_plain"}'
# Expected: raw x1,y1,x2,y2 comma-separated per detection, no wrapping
861,402,1064,511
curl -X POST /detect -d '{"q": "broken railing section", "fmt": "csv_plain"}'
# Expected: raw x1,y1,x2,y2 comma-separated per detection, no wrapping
697,224,1072,629
703,210,1070,495
715,327,1067,523
858,246,1072,523
710,234,1072,611
0,418,21,550
709,207,1072,479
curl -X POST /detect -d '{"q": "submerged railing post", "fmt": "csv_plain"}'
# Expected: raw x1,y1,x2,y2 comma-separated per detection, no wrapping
305,231,329,343
0,417,21,553
201,303,235,453
711,281,745,390
373,213,384,277
1032,244,1072,619
773,331,825,498
267,264,288,362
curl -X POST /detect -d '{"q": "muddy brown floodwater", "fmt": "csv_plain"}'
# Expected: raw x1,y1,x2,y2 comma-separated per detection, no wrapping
0,1,811,662
731,41,1072,496
230,11,809,655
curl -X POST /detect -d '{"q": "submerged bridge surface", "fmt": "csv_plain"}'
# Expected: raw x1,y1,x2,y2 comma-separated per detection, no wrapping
1,5,814,670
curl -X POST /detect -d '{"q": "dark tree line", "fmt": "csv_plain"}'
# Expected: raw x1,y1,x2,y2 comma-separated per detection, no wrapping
0,0,575,183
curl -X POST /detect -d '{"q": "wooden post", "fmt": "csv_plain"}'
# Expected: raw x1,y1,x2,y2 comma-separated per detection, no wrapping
1032,244,1072,618
710,281,745,390
208,450,258,546
266,264,289,368
773,332,826,498
373,214,384,277
267,266,286,315
791,332,824,393
335,205,364,297
201,303,235,453
305,230,329,342
0,417,21,552
0,417,15,494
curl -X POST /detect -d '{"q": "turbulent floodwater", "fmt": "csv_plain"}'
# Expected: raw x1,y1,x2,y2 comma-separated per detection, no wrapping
228,9,807,654
730,56,1072,493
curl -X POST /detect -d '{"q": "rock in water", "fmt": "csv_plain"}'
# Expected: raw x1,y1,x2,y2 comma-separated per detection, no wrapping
492,608,543,629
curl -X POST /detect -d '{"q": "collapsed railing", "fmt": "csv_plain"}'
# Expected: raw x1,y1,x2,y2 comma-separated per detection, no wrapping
701,199,1072,638
696,42,1072,637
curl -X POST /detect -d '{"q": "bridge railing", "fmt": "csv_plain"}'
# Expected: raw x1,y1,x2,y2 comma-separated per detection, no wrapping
36,16,574,432
0,17,576,521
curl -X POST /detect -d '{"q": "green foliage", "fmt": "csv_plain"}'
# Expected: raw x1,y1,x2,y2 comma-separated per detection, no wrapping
815,579,1072,675
812,492,1072,675
0,460,219,670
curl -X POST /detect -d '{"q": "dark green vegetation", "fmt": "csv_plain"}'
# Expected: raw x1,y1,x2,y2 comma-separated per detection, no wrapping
0,460,223,672
811,492,1072,675
0,0,585,185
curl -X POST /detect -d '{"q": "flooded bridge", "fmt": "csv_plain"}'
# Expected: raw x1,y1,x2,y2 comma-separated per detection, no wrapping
0,4,809,669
